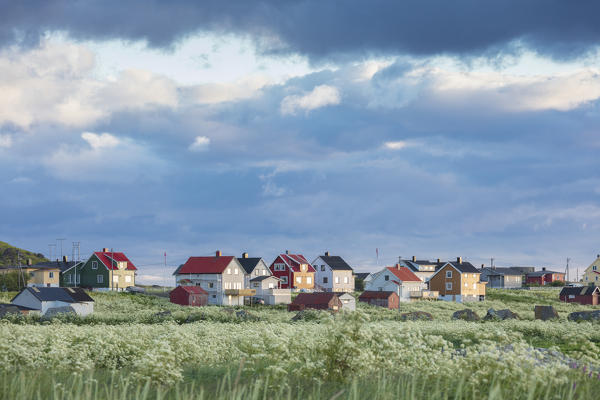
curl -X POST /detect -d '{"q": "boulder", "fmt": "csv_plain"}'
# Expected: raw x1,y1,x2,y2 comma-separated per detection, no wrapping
452,309,480,321
154,310,172,318
236,310,258,321
568,310,600,322
534,305,559,321
484,308,519,321
400,311,434,321
43,306,76,318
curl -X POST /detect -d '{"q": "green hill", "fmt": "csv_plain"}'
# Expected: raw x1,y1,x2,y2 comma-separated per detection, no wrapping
0,241,48,267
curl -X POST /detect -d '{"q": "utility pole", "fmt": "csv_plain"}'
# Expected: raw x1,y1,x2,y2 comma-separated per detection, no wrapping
48,244,56,261
56,238,66,260
164,251,167,292
566,258,570,283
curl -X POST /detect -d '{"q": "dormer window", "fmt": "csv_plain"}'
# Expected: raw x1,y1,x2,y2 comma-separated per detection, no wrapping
384,275,389,281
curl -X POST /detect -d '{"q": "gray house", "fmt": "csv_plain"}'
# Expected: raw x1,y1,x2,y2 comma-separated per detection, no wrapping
480,267,523,288
237,254,271,288
338,292,356,311
249,275,291,305
11,286,94,316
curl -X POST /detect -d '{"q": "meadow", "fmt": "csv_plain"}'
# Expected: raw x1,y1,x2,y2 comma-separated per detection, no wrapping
1,288,600,399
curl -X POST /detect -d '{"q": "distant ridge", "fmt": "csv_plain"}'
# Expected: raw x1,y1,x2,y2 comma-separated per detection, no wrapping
0,241,48,267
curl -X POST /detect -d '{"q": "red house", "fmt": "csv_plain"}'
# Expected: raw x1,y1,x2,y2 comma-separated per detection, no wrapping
358,291,399,309
169,285,209,307
525,268,566,285
270,252,315,290
288,292,342,312
559,286,599,305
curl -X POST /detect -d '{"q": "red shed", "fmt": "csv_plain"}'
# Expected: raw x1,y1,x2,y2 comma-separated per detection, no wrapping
170,286,209,307
525,268,565,286
559,286,599,305
358,291,399,309
288,292,342,312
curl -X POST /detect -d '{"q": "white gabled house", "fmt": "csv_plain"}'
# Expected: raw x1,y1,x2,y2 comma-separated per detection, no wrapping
236,253,272,288
11,286,94,316
311,252,355,292
365,264,427,302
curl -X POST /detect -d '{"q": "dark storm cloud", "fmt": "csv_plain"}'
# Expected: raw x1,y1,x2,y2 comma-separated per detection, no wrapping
1,1,600,59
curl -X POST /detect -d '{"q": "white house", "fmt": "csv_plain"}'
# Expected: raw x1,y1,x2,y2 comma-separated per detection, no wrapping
365,264,426,302
338,292,356,311
237,254,272,288
399,256,445,282
11,286,94,316
173,251,252,306
311,252,355,292
249,275,291,305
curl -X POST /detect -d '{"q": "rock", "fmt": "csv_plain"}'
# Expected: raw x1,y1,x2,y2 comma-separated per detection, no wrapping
0,304,21,318
291,310,306,321
568,310,600,322
43,306,76,318
484,308,519,321
400,311,434,321
154,310,172,318
236,310,258,321
534,305,559,321
452,309,480,321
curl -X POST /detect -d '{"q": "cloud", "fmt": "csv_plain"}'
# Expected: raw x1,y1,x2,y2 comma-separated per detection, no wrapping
1,1,600,61
189,136,211,152
0,134,12,148
383,141,410,150
280,84,340,115
81,132,120,149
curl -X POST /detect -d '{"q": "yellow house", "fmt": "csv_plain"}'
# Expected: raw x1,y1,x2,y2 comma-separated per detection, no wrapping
581,255,600,285
428,258,486,302
0,265,60,287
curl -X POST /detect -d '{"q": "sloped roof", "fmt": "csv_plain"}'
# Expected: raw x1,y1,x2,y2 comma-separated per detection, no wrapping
237,257,263,274
12,287,93,303
560,286,599,296
291,292,339,305
177,256,235,274
402,259,445,272
526,270,564,277
319,255,353,271
250,275,279,282
177,286,208,295
481,267,522,276
386,266,421,282
94,251,137,271
359,291,397,299
447,261,480,273
354,272,371,280
277,253,316,273
33,260,82,273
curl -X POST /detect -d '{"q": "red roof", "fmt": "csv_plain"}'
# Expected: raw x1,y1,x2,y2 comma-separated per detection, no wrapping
278,253,316,273
177,256,235,274
386,266,421,282
94,251,137,271
178,286,208,295
291,292,338,305
359,291,397,299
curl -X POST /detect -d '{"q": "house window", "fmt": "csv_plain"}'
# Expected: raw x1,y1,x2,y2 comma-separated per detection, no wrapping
76,275,80,284
97,275,104,284
227,268,231,274
65,275,71,283
49,272,54,279
307,277,312,284
593,266,597,271
281,276,288,284
323,277,328,284
472,283,476,289
335,276,340,284
268,283,275,289
125,275,131,283
212,295,216,298
569,295,575,299
446,282,452,290
112,275,118,283
344,276,349,284
384,275,389,281
446,271,452,278
92,261,98,270
296,276,302,283
262,269,266,275
253,282,259,288
464,282,468,287
301,264,306,271
321,265,325,271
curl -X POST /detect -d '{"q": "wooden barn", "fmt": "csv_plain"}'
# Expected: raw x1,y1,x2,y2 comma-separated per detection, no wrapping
287,292,342,312
170,286,209,307
559,286,599,305
358,291,399,309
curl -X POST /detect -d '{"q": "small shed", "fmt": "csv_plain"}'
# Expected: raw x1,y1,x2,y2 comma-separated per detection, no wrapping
288,292,342,312
358,291,399,309
338,292,356,311
11,287,94,316
559,286,599,305
170,285,209,307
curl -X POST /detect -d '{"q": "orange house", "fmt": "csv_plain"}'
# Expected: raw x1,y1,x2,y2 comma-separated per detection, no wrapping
428,258,486,302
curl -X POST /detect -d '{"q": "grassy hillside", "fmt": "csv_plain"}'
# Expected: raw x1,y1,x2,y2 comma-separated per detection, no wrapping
0,241,48,267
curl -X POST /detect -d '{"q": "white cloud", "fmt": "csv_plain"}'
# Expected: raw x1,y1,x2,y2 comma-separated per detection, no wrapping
280,85,341,115
0,134,12,148
189,136,211,152
184,76,269,105
81,132,120,149
383,141,410,150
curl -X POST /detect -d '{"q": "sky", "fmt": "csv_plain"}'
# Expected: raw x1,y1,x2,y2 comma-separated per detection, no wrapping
1,1,599,284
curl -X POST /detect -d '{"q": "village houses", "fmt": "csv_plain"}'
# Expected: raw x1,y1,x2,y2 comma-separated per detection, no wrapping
581,254,600,285
311,252,355,292
365,264,429,301
269,251,315,291
428,258,486,302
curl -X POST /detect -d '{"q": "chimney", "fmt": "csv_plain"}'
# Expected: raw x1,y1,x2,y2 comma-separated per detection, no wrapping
242,252,248,258
457,257,462,264
437,258,441,263
285,250,289,255
216,250,221,257
325,251,330,257
102,248,109,252
63,255,68,263
396,263,401,269
412,256,416,262
481,264,484,269
27,258,32,266
542,267,546,271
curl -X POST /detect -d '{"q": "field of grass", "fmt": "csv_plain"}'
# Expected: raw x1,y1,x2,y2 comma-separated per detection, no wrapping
1,288,599,399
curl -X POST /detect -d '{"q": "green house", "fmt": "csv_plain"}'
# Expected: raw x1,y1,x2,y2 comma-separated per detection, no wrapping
75,249,137,291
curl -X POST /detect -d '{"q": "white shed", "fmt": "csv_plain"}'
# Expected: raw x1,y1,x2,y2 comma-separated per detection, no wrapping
11,287,94,316
338,292,356,311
